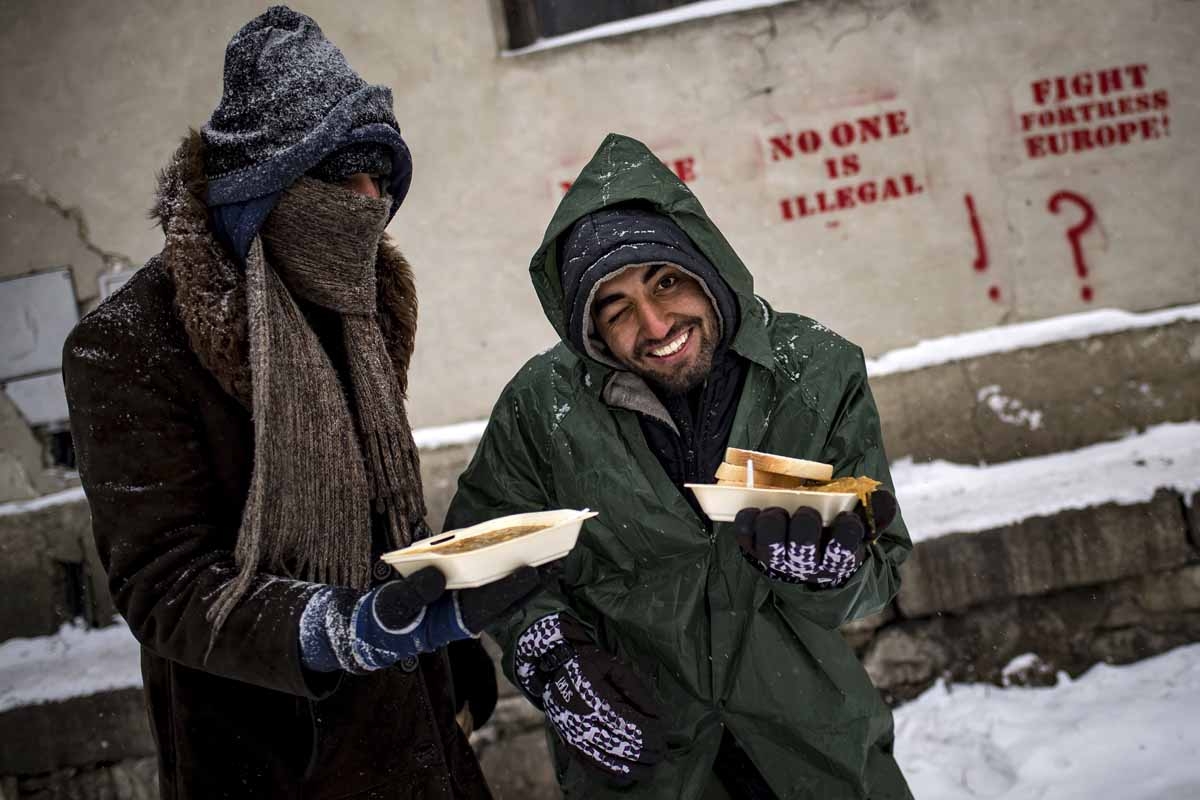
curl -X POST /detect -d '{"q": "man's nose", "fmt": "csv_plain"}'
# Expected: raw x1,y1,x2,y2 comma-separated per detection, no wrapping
638,301,673,341
343,173,382,199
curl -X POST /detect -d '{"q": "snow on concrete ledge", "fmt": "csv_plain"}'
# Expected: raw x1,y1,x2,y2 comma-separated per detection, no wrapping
412,303,1200,452
0,621,141,713
892,422,1200,543
503,0,794,56
412,419,490,451
0,486,85,517
866,303,1200,377
895,642,1200,799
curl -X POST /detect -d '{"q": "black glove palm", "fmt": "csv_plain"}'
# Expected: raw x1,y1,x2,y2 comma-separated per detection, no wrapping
734,489,898,588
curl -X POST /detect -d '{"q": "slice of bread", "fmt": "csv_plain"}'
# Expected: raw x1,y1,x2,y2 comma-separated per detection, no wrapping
714,462,809,488
723,448,834,481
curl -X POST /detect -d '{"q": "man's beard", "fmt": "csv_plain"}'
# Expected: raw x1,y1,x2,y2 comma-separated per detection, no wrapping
624,317,718,396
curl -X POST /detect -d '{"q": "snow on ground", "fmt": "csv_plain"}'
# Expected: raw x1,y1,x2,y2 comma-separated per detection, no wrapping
0,620,141,713
4,621,1198,800
895,643,1200,800
504,0,795,56
866,303,1200,377
891,421,1200,542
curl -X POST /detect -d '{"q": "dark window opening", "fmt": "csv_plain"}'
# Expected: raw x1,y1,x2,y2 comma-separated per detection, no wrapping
502,0,712,50
57,560,88,623
48,430,75,469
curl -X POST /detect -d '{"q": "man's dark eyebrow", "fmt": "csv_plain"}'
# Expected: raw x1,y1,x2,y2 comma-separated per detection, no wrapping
642,264,665,284
593,292,626,317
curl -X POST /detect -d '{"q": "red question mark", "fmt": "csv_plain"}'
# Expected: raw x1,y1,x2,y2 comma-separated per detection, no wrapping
1047,191,1097,302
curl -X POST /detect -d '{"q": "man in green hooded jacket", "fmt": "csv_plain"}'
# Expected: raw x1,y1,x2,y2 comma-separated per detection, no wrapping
444,134,913,799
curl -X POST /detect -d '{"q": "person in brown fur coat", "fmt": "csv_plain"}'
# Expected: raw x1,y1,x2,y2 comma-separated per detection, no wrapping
62,7,538,799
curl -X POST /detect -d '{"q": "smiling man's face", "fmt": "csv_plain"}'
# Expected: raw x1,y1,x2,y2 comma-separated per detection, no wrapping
591,263,720,394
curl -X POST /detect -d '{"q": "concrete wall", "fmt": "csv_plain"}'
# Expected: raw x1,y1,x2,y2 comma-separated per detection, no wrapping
1,0,1197,443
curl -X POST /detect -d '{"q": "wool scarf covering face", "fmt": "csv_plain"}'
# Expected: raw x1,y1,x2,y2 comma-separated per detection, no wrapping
207,176,426,639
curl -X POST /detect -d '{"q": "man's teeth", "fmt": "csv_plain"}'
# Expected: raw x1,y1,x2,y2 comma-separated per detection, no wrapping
650,330,690,357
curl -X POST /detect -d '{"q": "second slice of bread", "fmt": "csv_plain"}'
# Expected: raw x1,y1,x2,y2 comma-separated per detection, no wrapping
724,448,834,481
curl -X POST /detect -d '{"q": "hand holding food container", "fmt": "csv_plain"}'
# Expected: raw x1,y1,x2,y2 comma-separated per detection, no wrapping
687,448,898,588
686,447,884,526
300,564,544,674
303,510,597,675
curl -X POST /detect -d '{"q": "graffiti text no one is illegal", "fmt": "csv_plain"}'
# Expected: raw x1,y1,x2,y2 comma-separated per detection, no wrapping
762,105,926,222
1019,63,1170,159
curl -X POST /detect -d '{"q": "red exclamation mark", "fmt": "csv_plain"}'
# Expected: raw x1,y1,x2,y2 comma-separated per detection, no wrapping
964,194,999,301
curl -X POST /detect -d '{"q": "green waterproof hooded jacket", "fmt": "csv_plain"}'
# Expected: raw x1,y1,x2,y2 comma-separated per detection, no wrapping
444,134,913,799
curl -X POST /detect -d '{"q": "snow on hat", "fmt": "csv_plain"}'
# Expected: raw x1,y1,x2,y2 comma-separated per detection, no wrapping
559,205,739,367
201,6,412,213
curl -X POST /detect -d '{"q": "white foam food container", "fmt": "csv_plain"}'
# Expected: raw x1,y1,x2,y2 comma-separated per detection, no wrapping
380,509,597,589
685,484,858,525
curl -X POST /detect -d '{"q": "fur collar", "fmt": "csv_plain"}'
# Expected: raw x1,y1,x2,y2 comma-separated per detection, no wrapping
152,131,418,406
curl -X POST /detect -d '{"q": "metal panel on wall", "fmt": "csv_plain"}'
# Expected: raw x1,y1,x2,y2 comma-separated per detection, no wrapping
4,372,69,428
0,269,78,382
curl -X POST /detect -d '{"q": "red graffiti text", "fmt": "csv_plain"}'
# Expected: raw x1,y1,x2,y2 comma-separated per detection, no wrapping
780,174,923,220
768,110,912,161
1020,64,1171,160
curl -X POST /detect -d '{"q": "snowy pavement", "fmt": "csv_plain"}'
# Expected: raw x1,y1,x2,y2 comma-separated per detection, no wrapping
894,643,1200,799
3,620,1199,798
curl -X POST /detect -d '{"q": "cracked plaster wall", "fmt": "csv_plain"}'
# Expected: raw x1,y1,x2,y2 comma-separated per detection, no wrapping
0,180,131,497
0,0,1197,436
0,178,130,310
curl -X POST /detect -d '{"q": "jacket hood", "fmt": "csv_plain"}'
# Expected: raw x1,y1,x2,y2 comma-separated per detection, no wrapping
529,134,769,374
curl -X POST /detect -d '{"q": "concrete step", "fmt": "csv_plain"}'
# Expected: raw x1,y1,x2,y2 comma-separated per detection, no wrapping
866,563,1200,703
870,310,1200,465
0,623,148,777
892,421,1200,615
899,488,1194,618
0,490,112,642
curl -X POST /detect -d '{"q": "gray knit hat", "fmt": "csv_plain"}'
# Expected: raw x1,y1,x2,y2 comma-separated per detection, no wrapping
201,6,412,211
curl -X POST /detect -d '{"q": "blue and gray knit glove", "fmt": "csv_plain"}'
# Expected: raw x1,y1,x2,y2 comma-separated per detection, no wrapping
514,613,665,785
733,489,898,588
301,565,540,674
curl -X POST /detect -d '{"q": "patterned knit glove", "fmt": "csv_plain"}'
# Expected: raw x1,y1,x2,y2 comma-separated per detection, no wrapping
514,613,665,785
734,489,898,588
302,565,540,674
